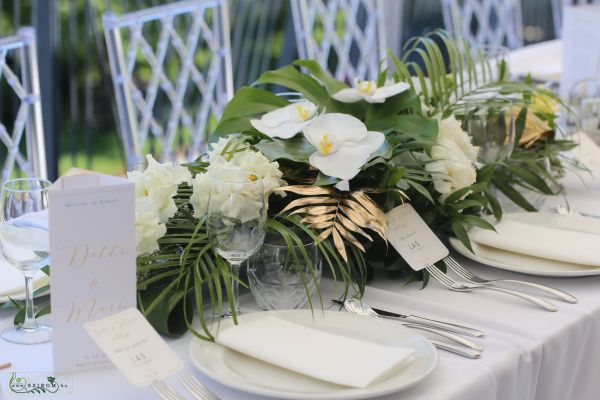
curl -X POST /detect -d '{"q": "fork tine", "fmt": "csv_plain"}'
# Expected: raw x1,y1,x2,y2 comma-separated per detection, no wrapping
445,257,473,278
427,266,461,289
152,380,183,400
182,372,219,400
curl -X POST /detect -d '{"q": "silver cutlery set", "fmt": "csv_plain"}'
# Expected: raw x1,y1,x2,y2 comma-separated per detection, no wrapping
338,258,577,359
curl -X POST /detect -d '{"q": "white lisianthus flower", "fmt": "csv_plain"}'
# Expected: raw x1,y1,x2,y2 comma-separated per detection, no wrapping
332,79,410,104
426,115,479,201
303,113,384,180
134,197,167,256
190,137,285,221
250,101,318,139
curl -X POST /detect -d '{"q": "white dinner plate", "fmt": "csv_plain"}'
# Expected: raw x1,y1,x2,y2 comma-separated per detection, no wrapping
189,309,438,400
449,212,600,277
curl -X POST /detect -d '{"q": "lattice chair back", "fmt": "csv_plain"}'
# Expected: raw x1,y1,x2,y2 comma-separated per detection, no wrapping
0,27,46,183
103,0,234,170
552,0,600,38
290,0,387,83
441,0,524,49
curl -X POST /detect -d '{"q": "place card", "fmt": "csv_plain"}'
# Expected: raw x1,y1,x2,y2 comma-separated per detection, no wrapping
84,308,183,387
386,204,448,271
560,5,600,99
49,169,136,372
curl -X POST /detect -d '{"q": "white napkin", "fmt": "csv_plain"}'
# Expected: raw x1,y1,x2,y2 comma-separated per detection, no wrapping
469,219,600,267
0,259,26,296
506,40,562,81
215,315,415,388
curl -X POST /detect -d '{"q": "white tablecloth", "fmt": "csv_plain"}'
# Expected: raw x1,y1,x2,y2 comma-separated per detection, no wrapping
1,171,600,400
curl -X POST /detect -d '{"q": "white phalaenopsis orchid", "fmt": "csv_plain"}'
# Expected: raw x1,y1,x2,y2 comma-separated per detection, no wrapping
332,79,410,104
303,113,384,181
250,100,318,139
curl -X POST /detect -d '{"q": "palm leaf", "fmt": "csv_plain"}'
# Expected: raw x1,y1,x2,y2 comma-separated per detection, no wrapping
275,185,390,262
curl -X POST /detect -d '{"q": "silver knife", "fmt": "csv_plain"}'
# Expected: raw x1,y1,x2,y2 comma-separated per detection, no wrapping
370,307,485,338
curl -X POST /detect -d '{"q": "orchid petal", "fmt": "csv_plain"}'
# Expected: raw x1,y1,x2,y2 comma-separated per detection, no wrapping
371,82,411,101
260,105,293,127
332,88,364,103
309,143,375,180
250,119,308,139
303,113,367,148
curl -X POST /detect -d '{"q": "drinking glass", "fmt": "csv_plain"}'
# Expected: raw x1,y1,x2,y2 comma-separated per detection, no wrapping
0,178,51,344
248,230,322,310
566,78,600,136
465,100,516,165
206,170,266,317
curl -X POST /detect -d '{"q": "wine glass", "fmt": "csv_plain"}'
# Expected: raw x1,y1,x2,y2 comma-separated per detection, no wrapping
206,169,267,317
464,99,516,165
0,178,51,344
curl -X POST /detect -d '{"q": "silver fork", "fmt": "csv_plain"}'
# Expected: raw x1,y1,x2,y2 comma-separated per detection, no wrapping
342,299,482,359
152,380,187,400
344,299,483,352
425,266,558,312
181,373,219,400
444,256,578,304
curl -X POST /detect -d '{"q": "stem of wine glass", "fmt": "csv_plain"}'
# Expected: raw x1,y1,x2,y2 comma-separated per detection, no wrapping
230,262,241,316
22,273,38,331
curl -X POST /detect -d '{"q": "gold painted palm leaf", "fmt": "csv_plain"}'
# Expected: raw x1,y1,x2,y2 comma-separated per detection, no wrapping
275,185,395,262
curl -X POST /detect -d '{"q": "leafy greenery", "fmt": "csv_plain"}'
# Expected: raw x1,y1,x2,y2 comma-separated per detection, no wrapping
135,30,575,338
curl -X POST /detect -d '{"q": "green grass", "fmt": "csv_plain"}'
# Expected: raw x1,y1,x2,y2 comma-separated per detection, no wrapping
58,130,126,177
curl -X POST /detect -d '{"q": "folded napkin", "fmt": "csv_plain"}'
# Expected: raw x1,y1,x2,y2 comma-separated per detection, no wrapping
0,259,26,296
216,315,415,388
506,40,562,81
469,219,600,267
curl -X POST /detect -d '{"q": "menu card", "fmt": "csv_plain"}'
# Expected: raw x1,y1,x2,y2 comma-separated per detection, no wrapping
560,5,600,99
49,169,136,372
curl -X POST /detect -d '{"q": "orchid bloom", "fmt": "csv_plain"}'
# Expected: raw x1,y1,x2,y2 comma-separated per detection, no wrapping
250,100,317,139
332,79,410,104
303,113,384,180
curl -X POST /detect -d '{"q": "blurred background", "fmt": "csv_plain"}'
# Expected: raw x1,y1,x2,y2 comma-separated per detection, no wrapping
0,0,557,179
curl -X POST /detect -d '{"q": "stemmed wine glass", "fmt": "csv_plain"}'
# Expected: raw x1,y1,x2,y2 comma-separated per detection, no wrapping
206,170,266,317
0,178,51,344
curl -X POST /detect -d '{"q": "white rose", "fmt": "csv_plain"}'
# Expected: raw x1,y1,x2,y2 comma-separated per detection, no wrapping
190,138,285,221
127,155,192,223
134,197,167,256
437,115,479,161
426,116,479,201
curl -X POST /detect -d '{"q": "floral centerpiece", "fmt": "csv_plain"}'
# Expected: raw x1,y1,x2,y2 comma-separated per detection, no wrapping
132,32,575,340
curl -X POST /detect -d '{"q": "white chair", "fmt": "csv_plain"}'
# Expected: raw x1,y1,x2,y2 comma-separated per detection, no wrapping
103,0,234,170
441,0,524,49
0,27,46,183
552,0,600,38
290,0,387,82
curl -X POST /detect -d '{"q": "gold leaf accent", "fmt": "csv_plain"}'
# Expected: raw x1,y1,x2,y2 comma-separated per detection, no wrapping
290,206,338,215
275,185,334,196
279,197,339,214
277,185,389,262
512,106,554,148
331,228,347,262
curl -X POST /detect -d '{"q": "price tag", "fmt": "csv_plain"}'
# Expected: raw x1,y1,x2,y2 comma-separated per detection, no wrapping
84,308,183,387
386,204,449,271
